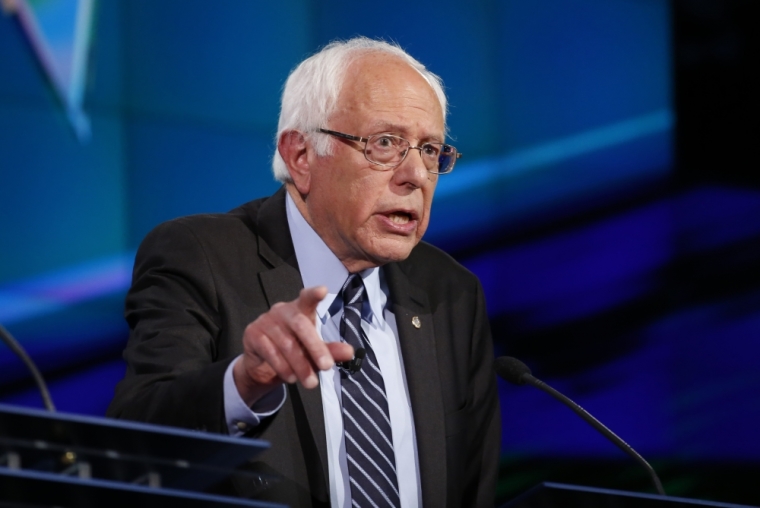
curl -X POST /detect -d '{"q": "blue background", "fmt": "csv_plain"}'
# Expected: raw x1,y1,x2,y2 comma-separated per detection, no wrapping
1,0,758,504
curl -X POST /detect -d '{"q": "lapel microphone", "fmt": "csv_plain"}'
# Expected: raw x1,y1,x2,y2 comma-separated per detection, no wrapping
338,347,366,374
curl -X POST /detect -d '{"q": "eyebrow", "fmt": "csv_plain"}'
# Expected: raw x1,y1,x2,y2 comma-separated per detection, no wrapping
369,122,444,143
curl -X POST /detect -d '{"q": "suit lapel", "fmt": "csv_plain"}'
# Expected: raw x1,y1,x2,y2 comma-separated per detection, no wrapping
254,186,299,272
384,263,447,508
255,187,330,495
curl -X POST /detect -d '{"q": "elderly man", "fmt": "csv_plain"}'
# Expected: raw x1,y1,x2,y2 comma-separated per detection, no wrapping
108,37,500,507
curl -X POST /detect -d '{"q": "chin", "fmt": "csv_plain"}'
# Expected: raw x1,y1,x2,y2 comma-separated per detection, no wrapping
367,238,418,265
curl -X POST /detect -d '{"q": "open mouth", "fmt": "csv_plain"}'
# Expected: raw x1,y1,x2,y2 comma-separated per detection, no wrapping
379,208,420,231
388,212,412,225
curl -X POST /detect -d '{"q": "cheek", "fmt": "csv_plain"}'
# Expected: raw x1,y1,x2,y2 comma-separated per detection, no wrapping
332,183,379,238
346,175,386,213
412,193,435,241
416,215,430,241
420,187,436,223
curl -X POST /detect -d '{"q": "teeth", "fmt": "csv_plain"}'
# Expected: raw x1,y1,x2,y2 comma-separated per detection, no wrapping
389,213,410,224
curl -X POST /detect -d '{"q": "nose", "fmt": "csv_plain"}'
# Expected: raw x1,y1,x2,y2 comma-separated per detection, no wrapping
393,146,432,189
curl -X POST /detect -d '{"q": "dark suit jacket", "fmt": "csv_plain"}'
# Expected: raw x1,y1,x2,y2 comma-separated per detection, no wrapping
108,187,500,507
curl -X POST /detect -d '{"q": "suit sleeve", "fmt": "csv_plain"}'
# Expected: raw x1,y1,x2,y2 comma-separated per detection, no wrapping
107,220,231,433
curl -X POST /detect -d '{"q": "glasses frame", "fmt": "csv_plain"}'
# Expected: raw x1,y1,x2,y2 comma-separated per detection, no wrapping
317,128,461,175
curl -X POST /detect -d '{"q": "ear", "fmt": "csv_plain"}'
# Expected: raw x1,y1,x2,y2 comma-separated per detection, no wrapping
278,130,311,195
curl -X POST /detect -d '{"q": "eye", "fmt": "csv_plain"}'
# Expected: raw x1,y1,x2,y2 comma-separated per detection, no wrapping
376,136,395,148
370,134,405,152
421,143,441,157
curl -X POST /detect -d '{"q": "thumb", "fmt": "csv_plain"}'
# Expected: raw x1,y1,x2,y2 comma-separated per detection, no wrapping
327,341,354,363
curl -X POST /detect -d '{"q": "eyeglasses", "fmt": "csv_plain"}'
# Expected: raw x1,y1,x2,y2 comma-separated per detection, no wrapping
318,128,461,175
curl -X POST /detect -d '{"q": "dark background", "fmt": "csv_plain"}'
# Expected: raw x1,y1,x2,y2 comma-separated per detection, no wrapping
1,0,758,505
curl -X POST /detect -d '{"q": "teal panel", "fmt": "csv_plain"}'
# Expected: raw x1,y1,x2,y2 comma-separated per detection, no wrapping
121,0,312,132
0,11,58,106
0,105,126,283
125,118,280,245
496,0,672,150
85,0,124,114
311,0,502,158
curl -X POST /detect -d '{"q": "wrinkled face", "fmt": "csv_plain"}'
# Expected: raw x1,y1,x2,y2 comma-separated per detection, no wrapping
302,54,444,272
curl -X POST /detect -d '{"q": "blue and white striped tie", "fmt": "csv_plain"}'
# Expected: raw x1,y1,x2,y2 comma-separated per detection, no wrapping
339,273,400,508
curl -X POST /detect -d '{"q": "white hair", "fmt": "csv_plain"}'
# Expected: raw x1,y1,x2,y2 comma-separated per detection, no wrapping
272,37,448,182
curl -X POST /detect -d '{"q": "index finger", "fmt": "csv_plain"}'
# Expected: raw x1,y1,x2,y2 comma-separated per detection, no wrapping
288,310,334,371
296,286,328,318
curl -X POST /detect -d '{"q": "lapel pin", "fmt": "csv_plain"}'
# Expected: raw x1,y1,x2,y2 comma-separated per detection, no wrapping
412,316,421,329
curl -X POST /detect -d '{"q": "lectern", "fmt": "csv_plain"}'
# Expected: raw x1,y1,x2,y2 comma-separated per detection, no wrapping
0,403,283,507
501,482,756,508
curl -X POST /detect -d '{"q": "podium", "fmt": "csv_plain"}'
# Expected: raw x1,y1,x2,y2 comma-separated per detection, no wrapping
501,482,756,508
0,403,283,507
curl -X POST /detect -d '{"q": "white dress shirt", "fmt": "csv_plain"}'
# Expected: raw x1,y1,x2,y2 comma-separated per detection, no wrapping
223,192,421,507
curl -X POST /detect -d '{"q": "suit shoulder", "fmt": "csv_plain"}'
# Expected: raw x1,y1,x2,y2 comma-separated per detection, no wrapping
400,240,481,292
145,197,267,242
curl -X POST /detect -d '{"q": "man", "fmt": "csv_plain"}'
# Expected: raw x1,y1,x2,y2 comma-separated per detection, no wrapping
108,37,500,507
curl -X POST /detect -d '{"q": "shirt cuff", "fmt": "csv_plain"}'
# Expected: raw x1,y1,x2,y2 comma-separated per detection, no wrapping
223,355,287,436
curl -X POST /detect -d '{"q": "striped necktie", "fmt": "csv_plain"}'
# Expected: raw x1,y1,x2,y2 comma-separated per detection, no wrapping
339,273,400,508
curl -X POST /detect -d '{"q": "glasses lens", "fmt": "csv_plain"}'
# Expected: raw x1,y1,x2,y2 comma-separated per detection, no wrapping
366,134,407,165
364,133,457,174
419,143,441,171
436,144,457,174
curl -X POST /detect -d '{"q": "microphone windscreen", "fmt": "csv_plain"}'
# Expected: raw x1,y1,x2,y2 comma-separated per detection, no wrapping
494,356,532,385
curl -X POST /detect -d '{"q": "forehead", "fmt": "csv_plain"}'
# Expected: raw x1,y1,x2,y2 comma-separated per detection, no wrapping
332,53,445,139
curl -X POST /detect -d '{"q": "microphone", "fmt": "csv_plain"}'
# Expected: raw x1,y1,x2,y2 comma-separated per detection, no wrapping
338,347,366,374
0,323,56,412
494,356,665,496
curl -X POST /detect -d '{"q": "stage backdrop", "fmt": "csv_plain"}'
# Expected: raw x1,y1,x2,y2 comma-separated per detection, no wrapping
1,0,758,505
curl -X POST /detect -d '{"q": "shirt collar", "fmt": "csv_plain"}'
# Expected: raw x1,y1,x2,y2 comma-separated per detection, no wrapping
285,191,385,323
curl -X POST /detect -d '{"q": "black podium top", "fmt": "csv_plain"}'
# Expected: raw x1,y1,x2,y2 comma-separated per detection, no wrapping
502,482,758,508
0,403,280,507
